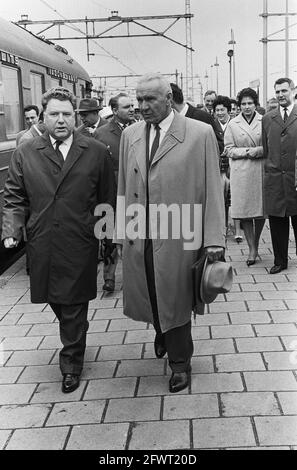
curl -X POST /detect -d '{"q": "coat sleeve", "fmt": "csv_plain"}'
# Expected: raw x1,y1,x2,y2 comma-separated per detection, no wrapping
210,116,224,155
113,130,128,245
203,127,226,249
1,148,29,242
97,148,116,211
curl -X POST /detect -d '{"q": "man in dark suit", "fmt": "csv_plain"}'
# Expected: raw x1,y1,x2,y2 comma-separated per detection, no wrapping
76,98,108,138
170,83,224,154
201,90,217,115
2,87,116,393
96,93,135,292
262,77,297,274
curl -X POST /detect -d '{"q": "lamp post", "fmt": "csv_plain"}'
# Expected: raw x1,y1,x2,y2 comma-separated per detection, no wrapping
228,29,236,96
214,56,219,94
204,70,209,91
227,49,234,97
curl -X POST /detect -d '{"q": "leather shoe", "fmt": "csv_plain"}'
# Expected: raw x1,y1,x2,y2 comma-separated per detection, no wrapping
270,264,287,274
169,370,191,393
154,334,166,359
62,373,80,393
103,279,115,292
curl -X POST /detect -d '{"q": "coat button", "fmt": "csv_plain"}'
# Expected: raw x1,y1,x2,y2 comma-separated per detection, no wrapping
134,168,138,173
53,169,59,175
134,193,138,198
129,240,134,245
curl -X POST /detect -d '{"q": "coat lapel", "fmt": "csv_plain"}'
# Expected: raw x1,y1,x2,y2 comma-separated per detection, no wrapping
130,123,147,184
271,108,286,128
57,131,88,188
235,113,260,145
283,104,297,130
36,132,63,168
151,112,185,166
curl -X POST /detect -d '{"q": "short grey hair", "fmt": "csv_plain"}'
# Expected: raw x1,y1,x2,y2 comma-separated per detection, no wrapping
136,73,172,95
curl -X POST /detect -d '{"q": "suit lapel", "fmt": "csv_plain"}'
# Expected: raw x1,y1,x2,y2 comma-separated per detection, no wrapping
57,132,88,188
37,132,63,168
151,112,185,166
283,104,297,130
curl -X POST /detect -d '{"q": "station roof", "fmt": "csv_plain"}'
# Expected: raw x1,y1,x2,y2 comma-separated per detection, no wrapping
0,16,90,82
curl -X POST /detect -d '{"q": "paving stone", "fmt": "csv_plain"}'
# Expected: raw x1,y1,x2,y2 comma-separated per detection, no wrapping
108,318,147,331
240,283,276,292
270,311,297,323
89,298,117,309
262,291,297,300
0,404,51,429
286,300,297,309
9,304,46,314
46,400,105,426
125,329,155,344
163,393,219,419
255,324,297,337
191,372,244,393
76,361,115,381
17,312,55,324
0,325,31,338
0,314,23,325
229,311,271,324
233,275,255,284
254,274,287,283
66,423,129,450
0,430,12,450
281,336,297,351
0,384,36,405
211,325,255,338
194,338,235,356
275,283,297,291
116,359,165,377
98,344,143,361
216,353,265,372
0,307,11,316
105,396,161,422
6,426,69,450
247,300,287,311
6,350,56,367
255,416,297,446
37,335,63,349
234,266,267,275
87,331,125,347
0,351,13,367
84,377,137,400
236,337,283,353
263,352,297,370
129,420,190,450
1,336,43,351
244,371,297,391
209,302,247,313
221,392,280,416
193,417,256,448
0,366,23,384
86,320,109,333
190,356,214,374
226,292,262,301
92,308,124,320
191,326,210,340
50,347,98,365
277,392,297,414
17,364,61,383
31,382,85,403
26,323,59,336
138,376,179,396
194,313,230,326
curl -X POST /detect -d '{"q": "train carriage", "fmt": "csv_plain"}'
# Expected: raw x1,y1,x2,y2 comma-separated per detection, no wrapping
0,16,92,272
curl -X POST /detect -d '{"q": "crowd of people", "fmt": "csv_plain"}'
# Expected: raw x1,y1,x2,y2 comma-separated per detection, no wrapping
1,73,297,395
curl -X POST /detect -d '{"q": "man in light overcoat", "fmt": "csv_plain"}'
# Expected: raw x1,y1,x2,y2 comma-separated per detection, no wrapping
115,74,225,393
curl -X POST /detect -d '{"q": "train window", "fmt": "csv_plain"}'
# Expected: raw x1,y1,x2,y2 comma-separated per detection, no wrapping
80,84,85,98
30,72,44,110
2,65,22,138
50,77,61,87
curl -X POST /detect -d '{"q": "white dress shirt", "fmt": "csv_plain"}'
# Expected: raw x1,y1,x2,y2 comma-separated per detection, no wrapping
280,102,294,120
149,110,175,154
50,134,73,160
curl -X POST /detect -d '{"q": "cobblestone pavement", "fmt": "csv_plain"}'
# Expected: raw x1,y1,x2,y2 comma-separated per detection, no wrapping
0,223,297,450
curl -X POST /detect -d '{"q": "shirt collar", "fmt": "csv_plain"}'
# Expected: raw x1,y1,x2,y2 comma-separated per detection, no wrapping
50,133,73,148
157,109,175,133
280,103,294,115
179,103,189,116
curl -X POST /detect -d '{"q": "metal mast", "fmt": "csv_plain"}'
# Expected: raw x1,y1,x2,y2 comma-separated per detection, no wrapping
185,0,194,101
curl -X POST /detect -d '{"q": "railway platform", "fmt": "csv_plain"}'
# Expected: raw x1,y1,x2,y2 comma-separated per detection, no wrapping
0,222,297,450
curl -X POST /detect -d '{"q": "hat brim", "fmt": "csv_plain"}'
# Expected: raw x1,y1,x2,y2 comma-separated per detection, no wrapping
201,260,233,304
75,107,101,112
200,257,218,304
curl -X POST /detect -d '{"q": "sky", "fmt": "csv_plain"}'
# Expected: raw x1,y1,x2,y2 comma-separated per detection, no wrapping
0,0,297,104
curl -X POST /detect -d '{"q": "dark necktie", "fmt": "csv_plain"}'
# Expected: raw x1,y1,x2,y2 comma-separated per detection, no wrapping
55,140,64,167
149,124,161,164
283,107,288,123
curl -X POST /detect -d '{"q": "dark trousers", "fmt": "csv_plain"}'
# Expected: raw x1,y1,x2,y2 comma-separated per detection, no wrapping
268,215,297,267
50,302,89,375
144,239,193,373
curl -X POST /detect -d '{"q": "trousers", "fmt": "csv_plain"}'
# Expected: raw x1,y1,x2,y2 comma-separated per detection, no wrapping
268,215,297,267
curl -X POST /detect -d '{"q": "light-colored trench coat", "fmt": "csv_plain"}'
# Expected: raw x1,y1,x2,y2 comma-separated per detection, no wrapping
224,112,264,219
115,112,225,333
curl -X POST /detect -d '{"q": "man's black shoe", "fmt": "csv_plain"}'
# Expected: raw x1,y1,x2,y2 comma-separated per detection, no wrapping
154,334,166,358
103,279,115,292
270,264,287,274
62,373,80,393
169,370,191,393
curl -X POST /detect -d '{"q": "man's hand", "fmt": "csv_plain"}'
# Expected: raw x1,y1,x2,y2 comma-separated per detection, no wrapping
205,246,225,263
117,244,123,259
3,238,19,249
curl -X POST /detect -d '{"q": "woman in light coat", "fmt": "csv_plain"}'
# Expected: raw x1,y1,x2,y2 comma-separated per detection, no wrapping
224,88,265,265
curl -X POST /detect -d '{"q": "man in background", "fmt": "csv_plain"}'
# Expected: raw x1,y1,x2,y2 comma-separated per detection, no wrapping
201,90,217,115
16,105,40,146
77,98,108,137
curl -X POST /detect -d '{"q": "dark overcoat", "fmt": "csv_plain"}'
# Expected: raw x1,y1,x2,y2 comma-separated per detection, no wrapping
2,131,115,304
262,105,297,217
95,117,122,176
